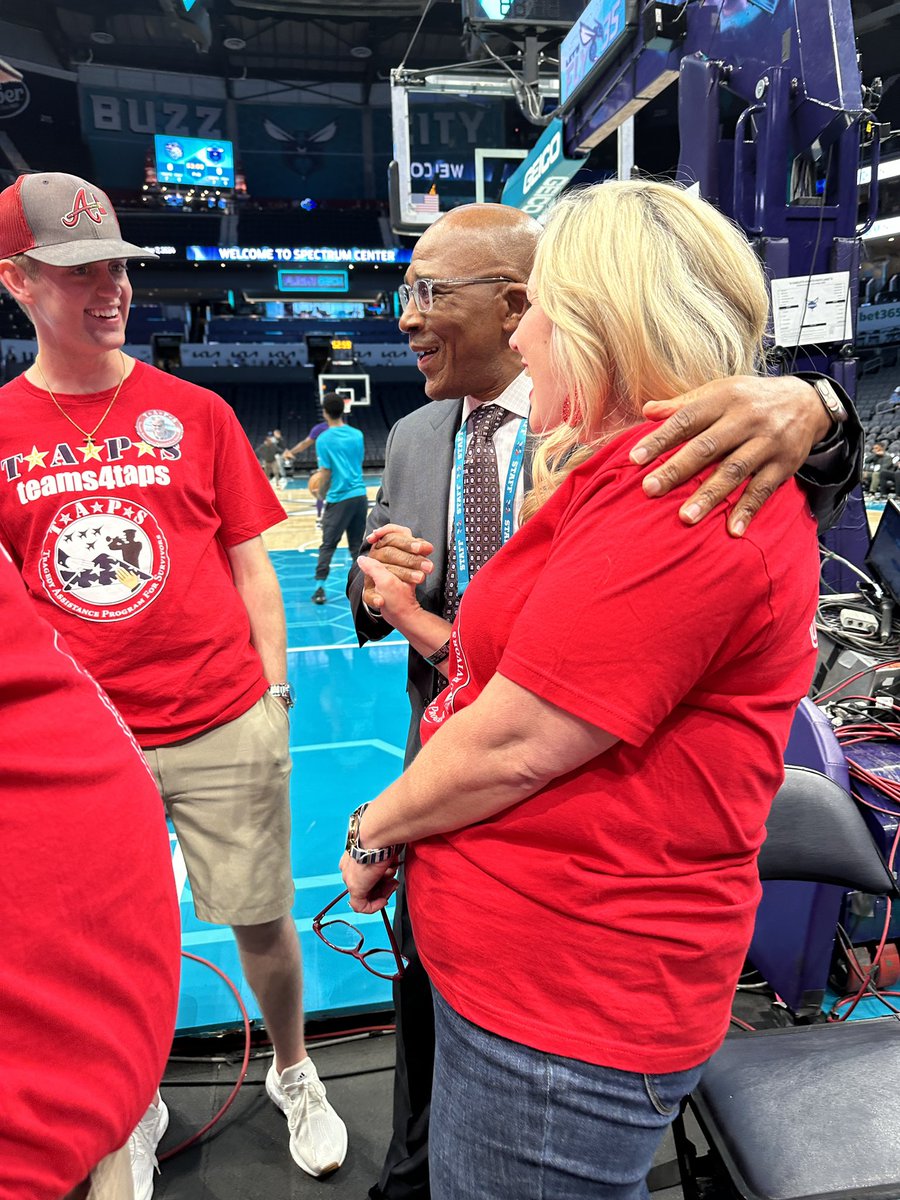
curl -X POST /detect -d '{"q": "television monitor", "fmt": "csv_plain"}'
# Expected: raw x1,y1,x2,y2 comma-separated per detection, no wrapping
559,0,639,107
154,135,235,190
866,497,900,607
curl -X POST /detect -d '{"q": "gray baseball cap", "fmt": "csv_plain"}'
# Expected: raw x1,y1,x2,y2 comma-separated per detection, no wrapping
0,172,156,265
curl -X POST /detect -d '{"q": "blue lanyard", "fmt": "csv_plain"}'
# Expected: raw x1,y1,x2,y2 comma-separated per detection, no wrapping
451,412,528,597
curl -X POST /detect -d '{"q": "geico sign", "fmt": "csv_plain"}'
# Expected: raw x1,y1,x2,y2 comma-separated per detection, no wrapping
523,132,562,195
521,175,569,215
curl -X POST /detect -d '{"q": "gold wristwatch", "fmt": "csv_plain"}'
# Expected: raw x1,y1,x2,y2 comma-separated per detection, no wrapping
345,802,401,865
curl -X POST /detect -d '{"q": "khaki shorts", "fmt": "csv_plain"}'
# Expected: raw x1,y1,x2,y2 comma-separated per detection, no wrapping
143,691,295,926
62,1143,133,1200
88,1143,133,1200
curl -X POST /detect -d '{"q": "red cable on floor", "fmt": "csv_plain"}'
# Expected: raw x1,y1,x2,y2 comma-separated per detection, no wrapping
825,737,900,1021
158,951,252,1162
158,954,396,1160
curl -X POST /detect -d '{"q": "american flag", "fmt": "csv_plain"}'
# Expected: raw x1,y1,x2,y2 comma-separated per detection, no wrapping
410,191,440,215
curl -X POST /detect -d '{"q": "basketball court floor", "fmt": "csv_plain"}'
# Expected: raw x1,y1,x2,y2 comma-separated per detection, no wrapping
174,476,409,1034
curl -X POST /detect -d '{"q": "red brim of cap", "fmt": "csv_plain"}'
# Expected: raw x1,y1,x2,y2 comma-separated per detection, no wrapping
22,239,157,266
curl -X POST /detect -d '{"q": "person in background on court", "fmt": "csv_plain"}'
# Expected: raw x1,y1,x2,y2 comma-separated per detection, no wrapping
346,199,861,1200
272,427,288,490
285,409,330,518
256,431,280,486
0,541,180,1200
310,391,367,605
344,180,822,1200
0,171,347,1197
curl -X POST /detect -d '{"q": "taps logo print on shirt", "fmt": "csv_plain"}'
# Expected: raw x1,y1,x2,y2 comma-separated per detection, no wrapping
39,497,169,622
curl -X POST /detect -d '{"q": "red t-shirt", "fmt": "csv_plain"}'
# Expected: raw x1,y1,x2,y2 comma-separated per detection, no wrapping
408,422,820,1074
0,361,285,744
0,545,180,1200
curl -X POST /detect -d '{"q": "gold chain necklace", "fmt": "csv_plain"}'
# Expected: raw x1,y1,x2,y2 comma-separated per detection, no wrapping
35,352,127,449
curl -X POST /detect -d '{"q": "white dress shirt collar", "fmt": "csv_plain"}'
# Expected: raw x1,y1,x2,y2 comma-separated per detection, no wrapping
461,370,532,428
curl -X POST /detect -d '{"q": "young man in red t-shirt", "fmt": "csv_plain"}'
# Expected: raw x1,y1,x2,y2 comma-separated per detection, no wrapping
0,541,180,1200
0,172,347,1194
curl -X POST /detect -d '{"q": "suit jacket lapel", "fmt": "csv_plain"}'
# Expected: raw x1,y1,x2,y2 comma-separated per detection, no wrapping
426,399,463,563
420,399,463,613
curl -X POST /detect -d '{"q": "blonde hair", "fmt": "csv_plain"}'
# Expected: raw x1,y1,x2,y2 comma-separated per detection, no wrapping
520,181,769,520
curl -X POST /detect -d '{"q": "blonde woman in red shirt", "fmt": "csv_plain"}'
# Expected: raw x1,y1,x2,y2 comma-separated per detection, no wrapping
346,181,821,1200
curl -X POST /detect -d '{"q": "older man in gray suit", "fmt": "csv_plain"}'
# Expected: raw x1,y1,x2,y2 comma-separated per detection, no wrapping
347,201,860,1200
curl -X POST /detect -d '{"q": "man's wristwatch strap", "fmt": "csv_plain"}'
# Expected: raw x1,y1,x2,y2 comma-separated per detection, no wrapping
268,682,295,709
810,377,849,427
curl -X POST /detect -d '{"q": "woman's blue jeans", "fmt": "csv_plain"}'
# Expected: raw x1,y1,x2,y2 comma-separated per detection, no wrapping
429,987,706,1200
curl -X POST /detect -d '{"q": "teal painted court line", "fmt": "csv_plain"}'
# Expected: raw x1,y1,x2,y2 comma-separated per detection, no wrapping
295,871,350,889
287,640,408,653
182,908,389,948
291,738,405,758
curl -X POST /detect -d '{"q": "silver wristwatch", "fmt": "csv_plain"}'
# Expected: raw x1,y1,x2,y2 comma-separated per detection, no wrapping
345,802,401,865
811,378,848,427
268,682,296,709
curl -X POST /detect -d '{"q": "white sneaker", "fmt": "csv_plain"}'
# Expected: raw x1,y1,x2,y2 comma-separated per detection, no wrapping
128,1098,169,1200
266,1057,347,1177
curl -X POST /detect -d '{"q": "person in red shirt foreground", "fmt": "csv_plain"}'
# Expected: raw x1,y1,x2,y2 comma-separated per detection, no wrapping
0,541,180,1200
0,172,347,1197
344,181,822,1200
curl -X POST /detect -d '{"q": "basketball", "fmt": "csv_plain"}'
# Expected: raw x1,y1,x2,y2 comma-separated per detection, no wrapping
308,469,324,497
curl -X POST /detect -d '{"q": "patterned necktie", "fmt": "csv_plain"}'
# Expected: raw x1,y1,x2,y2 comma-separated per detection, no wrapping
443,403,509,621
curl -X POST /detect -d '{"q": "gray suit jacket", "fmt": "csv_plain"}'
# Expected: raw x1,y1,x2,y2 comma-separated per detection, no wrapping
347,398,464,765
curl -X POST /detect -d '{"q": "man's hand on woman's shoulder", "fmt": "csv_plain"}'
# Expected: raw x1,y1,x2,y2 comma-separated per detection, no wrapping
630,375,833,537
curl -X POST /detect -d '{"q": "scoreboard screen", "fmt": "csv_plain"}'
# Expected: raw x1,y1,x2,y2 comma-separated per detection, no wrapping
330,337,355,366
154,135,235,189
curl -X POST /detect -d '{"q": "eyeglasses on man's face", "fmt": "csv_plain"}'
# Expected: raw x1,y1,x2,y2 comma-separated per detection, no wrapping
312,888,407,981
398,276,518,314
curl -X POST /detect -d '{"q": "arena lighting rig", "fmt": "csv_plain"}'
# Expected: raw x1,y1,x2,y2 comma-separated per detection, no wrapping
390,0,877,382
388,0,576,231
393,0,875,559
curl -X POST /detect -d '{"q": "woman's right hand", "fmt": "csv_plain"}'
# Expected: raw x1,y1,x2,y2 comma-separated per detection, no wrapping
360,524,434,616
357,552,423,631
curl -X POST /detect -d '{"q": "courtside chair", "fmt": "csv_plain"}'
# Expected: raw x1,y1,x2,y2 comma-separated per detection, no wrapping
674,765,900,1200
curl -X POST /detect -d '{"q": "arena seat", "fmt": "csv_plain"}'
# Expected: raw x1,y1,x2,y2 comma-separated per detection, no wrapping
674,765,900,1200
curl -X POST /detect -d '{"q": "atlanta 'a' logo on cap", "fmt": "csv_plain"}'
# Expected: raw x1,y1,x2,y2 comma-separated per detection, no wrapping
61,187,108,229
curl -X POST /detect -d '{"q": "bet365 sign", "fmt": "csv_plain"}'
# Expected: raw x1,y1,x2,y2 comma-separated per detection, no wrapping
501,119,585,219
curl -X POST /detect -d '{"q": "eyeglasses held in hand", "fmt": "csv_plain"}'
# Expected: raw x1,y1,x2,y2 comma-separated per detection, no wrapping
312,888,407,981
398,276,518,314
